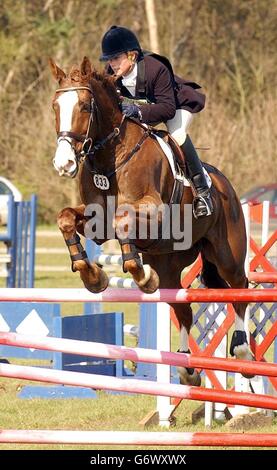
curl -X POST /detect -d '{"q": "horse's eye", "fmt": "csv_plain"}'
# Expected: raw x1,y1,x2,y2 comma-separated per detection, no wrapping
80,102,91,113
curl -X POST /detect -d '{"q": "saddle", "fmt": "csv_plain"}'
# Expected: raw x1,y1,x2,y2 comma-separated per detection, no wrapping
128,118,188,204
123,97,186,175
150,128,186,176
147,127,187,205
132,118,187,176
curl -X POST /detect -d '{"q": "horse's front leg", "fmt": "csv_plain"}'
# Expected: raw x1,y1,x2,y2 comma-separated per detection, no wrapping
119,239,159,293
115,206,160,294
57,206,109,293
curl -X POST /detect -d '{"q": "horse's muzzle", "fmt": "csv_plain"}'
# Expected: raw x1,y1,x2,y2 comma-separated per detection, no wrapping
53,157,78,177
53,158,79,178
53,139,78,177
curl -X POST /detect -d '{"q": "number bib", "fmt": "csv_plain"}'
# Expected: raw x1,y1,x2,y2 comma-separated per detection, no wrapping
93,174,110,190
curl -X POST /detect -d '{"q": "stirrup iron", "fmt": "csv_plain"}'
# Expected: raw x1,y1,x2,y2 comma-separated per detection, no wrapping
192,193,213,219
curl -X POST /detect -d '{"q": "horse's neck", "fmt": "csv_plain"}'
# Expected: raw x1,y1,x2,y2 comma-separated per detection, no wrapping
116,120,145,161
96,112,118,138
93,118,142,171
93,86,121,137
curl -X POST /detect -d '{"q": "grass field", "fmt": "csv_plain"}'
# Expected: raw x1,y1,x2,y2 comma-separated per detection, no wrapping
0,226,276,450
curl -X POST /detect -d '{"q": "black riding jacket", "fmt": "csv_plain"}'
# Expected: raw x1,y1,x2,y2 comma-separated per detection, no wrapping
108,52,205,125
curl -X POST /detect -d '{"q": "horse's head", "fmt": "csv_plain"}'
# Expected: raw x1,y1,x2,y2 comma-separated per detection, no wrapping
50,56,95,177
50,57,122,178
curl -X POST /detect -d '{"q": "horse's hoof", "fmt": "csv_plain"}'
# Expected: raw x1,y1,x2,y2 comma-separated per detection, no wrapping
234,345,255,379
241,354,255,379
83,270,109,293
138,267,160,294
177,367,201,386
242,371,255,379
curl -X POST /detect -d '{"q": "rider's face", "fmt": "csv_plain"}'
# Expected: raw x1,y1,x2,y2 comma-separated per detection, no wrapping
108,52,135,77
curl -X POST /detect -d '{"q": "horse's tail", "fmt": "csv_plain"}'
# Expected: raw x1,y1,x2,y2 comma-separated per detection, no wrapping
201,257,229,288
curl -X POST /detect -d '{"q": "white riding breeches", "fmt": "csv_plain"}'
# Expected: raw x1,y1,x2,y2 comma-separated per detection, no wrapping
166,109,194,146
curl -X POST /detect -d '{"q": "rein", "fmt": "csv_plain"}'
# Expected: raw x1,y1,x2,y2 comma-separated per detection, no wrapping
83,115,125,158
86,126,151,179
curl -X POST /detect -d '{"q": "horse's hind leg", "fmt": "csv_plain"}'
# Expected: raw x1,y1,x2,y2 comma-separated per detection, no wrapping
202,245,254,378
57,206,109,293
143,252,201,386
173,302,201,386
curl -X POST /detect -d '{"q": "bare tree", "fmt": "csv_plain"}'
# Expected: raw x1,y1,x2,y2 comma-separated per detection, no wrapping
145,0,159,53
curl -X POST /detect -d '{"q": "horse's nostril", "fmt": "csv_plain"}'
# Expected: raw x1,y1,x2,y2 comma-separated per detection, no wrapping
65,160,75,171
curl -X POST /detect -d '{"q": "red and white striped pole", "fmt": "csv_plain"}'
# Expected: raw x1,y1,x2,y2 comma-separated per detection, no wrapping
1,362,277,410
0,287,276,303
0,331,276,378
0,429,276,446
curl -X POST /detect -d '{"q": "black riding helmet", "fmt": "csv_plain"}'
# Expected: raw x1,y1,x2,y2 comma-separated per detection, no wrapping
100,25,141,61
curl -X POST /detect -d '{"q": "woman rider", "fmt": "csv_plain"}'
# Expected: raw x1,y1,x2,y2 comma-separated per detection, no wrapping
99,25,213,218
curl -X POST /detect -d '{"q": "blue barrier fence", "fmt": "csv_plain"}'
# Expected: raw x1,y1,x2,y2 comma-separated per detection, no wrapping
0,302,126,398
0,195,37,288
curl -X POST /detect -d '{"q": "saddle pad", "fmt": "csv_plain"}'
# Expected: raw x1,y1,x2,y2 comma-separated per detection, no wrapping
154,135,212,188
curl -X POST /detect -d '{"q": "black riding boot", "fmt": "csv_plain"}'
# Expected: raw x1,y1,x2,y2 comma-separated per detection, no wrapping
180,135,213,218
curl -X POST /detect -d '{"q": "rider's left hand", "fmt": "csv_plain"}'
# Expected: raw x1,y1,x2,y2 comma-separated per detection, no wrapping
121,103,141,120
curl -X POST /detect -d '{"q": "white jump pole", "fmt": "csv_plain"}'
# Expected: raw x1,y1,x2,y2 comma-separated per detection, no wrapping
156,302,175,427
250,201,270,406
205,308,227,425
232,203,251,417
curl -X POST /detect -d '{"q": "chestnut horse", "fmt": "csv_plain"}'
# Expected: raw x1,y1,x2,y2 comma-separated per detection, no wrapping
50,57,253,385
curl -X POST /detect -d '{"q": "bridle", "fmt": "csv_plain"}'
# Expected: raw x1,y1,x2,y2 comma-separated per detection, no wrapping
55,86,95,164
54,85,125,171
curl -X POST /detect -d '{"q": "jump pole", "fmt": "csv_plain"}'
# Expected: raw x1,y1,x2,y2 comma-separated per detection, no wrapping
1,362,277,411
233,204,251,417
0,429,277,446
1,331,276,378
0,287,277,302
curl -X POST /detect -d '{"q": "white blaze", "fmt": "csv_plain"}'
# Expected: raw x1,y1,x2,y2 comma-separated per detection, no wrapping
58,91,78,131
53,90,78,176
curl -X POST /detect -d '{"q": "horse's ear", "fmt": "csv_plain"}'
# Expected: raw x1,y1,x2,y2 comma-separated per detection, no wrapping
109,74,118,84
49,58,66,83
80,56,92,77
103,70,117,84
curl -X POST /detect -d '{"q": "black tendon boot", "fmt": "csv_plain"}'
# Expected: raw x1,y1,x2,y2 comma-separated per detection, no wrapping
180,135,214,218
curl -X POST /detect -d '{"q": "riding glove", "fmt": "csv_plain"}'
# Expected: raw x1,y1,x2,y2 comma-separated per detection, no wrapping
121,103,141,120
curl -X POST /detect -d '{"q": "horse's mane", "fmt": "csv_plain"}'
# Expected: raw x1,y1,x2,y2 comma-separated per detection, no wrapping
67,65,121,109
92,70,121,108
